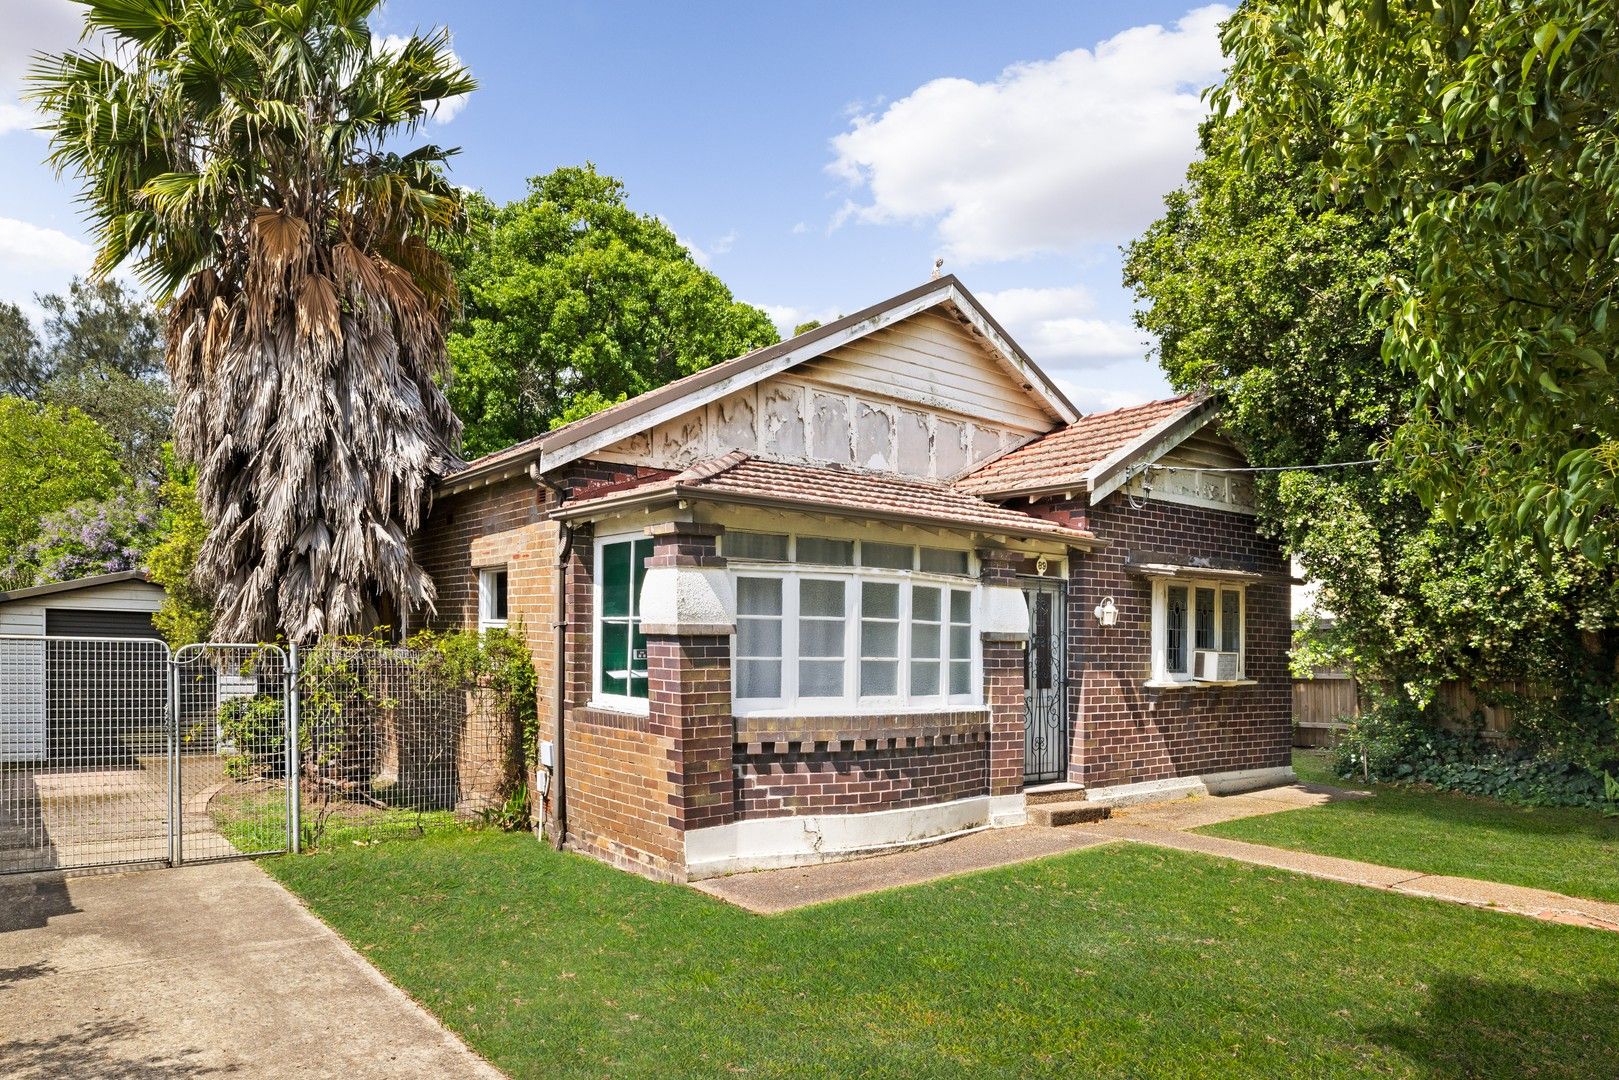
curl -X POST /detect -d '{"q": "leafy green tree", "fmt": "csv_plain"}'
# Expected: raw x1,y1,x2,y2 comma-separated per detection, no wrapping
445,166,779,456
146,450,212,647
35,277,170,478
1215,1,1619,562
0,303,45,398
1126,120,1618,738
0,398,124,578
32,0,475,641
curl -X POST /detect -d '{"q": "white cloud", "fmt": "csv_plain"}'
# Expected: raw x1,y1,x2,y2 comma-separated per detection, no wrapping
827,5,1230,263
0,0,83,137
755,303,841,338
979,283,1150,366
376,33,469,125
0,215,92,271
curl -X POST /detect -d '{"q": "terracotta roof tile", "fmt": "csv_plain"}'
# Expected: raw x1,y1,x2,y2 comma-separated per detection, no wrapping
955,395,1197,497
557,454,1097,546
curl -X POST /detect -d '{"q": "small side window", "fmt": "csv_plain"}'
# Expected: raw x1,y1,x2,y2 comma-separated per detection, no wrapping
479,568,509,631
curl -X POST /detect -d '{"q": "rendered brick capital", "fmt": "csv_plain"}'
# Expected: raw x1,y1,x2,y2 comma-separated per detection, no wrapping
639,565,736,636
979,584,1030,642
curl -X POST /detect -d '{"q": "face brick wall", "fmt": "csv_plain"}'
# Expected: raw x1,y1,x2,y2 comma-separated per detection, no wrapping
1035,494,1292,789
735,738,988,818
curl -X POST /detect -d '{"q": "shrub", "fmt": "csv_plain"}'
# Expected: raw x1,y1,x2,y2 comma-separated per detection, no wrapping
216,693,287,779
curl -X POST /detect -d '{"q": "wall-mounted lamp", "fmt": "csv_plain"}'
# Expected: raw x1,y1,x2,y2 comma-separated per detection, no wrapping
1094,596,1118,627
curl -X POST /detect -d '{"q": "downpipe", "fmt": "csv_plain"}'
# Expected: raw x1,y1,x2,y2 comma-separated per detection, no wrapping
531,462,573,851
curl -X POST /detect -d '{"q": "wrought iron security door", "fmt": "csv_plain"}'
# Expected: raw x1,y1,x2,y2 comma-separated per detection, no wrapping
1021,580,1067,783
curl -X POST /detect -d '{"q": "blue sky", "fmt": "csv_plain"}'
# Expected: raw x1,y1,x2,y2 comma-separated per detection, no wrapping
0,1,1231,411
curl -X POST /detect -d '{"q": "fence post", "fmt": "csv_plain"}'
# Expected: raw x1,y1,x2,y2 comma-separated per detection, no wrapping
288,642,302,854
168,651,181,867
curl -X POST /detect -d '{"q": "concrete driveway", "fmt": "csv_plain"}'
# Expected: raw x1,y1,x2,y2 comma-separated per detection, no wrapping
1,860,502,1078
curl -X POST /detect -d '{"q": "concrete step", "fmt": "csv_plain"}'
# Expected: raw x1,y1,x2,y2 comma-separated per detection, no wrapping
1024,782,1087,806
1028,800,1111,827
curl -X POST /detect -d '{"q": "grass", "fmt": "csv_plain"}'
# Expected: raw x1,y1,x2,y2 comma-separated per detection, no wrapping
207,781,462,854
264,829,1619,1079
1201,750,1619,902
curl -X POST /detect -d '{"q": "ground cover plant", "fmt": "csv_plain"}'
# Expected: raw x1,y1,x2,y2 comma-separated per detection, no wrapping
265,829,1619,1079
1207,751,1619,902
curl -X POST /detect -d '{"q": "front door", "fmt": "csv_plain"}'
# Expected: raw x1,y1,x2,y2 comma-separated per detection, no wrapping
1021,580,1067,783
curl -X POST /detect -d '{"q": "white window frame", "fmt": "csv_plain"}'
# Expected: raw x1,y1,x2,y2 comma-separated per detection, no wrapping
728,534,981,717
1148,577,1247,687
591,531,653,715
477,567,509,632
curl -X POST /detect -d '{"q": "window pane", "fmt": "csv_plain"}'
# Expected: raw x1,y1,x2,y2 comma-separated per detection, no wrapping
629,624,649,700
601,541,631,617
862,621,899,656
949,589,971,624
600,621,628,696
801,619,845,657
800,579,845,617
862,581,899,619
912,585,941,622
949,660,972,696
799,659,844,696
632,539,652,615
726,531,789,561
949,625,971,661
490,571,509,620
1195,587,1215,651
861,659,898,697
738,659,781,698
911,623,941,659
796,537,854,565
911,659,940,696
1166,586,1189,674
1221,590,1242,652
860,541,914,570
738,577,783,616
738,618,782,657
921,548,970,576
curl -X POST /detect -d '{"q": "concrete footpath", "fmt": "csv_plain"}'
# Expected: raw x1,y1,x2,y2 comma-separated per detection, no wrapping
0,859,503,1079
697,784,1619,932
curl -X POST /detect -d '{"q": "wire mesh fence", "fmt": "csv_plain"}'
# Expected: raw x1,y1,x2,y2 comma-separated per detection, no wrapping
0,632,525,875
295,639,522,849
0,635,172,873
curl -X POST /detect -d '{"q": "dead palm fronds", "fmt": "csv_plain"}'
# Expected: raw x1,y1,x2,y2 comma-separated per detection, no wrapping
31,0,476,641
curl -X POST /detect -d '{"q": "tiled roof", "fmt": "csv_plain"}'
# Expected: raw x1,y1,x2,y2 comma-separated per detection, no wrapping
556,451,1097,546
955,395,1198,497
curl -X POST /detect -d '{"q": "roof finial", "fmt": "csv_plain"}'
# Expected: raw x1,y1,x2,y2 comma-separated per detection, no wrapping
930,257,944,281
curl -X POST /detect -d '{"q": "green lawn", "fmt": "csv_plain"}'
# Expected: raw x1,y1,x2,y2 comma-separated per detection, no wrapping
1202,750,1619,902
264,830,1619,1079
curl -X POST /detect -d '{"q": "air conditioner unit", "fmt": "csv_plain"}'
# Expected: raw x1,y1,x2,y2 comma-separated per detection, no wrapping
1194,650,1241,682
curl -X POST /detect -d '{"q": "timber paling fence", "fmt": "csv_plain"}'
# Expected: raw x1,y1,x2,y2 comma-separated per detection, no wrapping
0,635,520,875
1292,673,1521,748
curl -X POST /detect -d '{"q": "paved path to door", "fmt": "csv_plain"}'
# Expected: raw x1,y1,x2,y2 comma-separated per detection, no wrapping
697,784,1619,932
1,860,503,1079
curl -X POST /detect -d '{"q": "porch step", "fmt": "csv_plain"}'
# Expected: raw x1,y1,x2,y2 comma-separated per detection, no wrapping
1028,800,1112,827
1024,782,1087,806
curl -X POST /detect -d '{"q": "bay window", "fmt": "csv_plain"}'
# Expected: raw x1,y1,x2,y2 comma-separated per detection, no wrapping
1151,576,1246,685
726,532,979,713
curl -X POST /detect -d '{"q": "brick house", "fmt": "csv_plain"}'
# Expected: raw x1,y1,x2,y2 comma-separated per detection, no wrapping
412,276,1292,882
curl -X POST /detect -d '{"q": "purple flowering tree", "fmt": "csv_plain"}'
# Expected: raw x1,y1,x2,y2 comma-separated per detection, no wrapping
1,489,162,588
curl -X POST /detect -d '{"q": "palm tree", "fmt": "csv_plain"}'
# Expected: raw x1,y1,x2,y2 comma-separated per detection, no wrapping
30,0,475,641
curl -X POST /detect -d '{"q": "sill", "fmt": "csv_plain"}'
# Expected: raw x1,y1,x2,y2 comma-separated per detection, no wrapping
1143,679,1257,691
735,703,987,720
587,697,650,716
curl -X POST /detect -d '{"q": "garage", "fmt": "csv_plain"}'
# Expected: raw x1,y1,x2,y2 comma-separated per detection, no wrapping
0,572,167,765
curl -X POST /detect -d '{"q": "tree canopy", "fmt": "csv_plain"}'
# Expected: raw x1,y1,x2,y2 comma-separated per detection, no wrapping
31,0,475,641
445,166,779,457
0,398,125,582
1215,1,1619,564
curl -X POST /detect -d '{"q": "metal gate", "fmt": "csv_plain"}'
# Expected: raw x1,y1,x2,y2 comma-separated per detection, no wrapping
0,634,299,874
1021,580,1068,783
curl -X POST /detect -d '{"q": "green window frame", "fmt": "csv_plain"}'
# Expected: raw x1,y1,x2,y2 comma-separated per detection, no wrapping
597,536,653,705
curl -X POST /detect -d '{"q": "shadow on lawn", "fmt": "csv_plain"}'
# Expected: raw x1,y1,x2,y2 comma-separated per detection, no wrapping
1368,975,1619,1079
